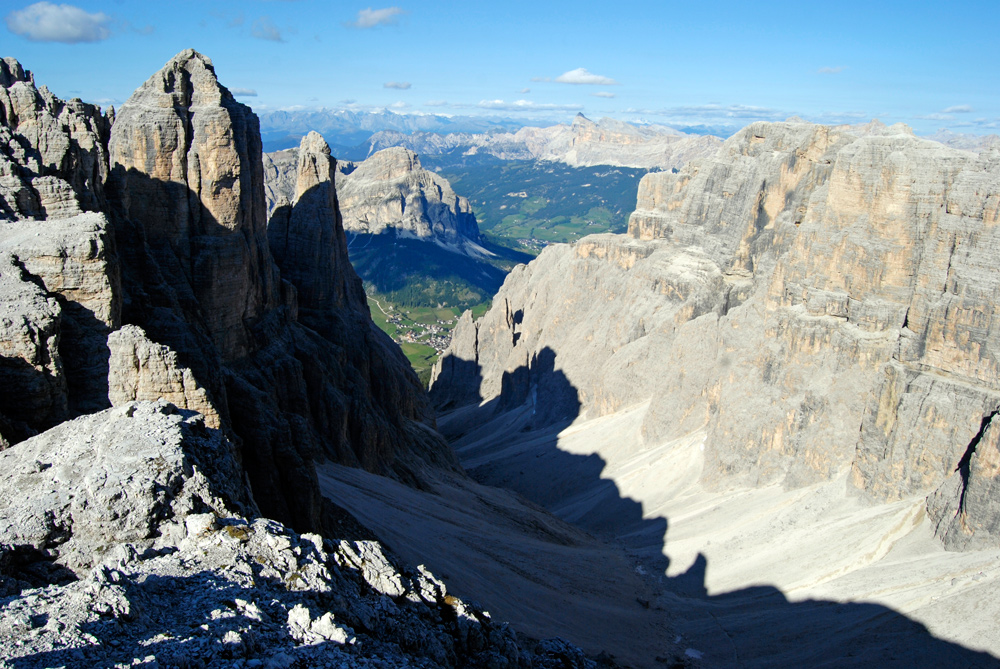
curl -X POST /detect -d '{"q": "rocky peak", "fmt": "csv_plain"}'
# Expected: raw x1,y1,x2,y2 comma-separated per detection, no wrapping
109,48,281,360
294,130,334,199
326,146,485,255
0,57,110,219
0,57,32,88
268,131,366,316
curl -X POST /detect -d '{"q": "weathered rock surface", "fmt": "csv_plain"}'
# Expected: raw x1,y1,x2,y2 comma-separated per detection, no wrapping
109,49,281,361
0,400,595,669
0,57,110,220
267,144,486,256
368,114,723,170
432,119,1000,551
0,212,120,431
107,325,220,428
0,251,64,442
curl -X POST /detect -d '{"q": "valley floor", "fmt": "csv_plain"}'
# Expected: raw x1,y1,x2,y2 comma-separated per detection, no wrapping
426,401,1000,668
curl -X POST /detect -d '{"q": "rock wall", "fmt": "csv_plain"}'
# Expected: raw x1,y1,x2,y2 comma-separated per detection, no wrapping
0,51,456,535
108,49,281,361
335,147,482,252
266,144,484,255
431,119,1000,550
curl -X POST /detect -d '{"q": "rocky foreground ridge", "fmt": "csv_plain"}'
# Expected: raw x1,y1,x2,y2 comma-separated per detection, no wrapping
431,119,1000,662
367,114,723,171
265,145,486,257
0,51,623,667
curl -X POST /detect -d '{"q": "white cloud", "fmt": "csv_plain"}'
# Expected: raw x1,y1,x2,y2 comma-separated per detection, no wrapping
351,7,404,28
817,66,845,74
230,87,258,97
390,101,409,109
520,87,531,94
553,68,619,85
5,2,111,43
943,105,973,114
384,81,411,90
592,91,616,99
252,16,283,41
476,99,583,112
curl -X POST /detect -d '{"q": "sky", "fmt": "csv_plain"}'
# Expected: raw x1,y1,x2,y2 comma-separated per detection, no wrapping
3,0,999,135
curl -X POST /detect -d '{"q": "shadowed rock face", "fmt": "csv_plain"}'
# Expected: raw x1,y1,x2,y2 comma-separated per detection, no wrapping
268,131,367,316
431,119,1000,550
109,49,281,361
1,51,456,533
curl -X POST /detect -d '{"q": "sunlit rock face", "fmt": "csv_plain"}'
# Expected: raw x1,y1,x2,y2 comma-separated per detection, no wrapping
109,49,281,361
432,119,1000,550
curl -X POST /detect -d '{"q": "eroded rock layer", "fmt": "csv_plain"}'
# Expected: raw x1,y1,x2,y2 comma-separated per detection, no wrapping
431,119,1000,551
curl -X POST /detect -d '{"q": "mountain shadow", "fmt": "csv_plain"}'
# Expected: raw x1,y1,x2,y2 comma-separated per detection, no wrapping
432,346,1000,668
345,231,528,309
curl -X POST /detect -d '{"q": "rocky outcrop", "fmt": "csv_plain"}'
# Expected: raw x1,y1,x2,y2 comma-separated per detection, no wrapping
431,119,1000,551
0,400,579,668
107,325,220,428
265,145,486,256
0,57,111,219
0,251,64,443
335,147,482,251
109,49,281,361
368,114,723,170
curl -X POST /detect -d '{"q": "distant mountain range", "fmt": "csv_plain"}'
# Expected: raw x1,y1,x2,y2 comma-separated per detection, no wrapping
260,110,724,170
257,108,553,154
368,114,724,170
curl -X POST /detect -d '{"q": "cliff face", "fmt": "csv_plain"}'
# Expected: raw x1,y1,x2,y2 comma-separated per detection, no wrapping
0,51,456,535
431,119,1000,551
109,49,281,361
266,145,484,256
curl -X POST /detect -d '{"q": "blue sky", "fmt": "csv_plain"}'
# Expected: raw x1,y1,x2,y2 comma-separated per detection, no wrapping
4,0,998,135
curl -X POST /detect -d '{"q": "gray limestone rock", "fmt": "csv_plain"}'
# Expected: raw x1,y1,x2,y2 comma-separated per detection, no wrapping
431,119,1000,550
0,399,587,669
109,49,282,361
0,252,65,441
107,324,220,428
0,400,250,574
0,212,120,425
0,58,110,221
334,147,484,254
